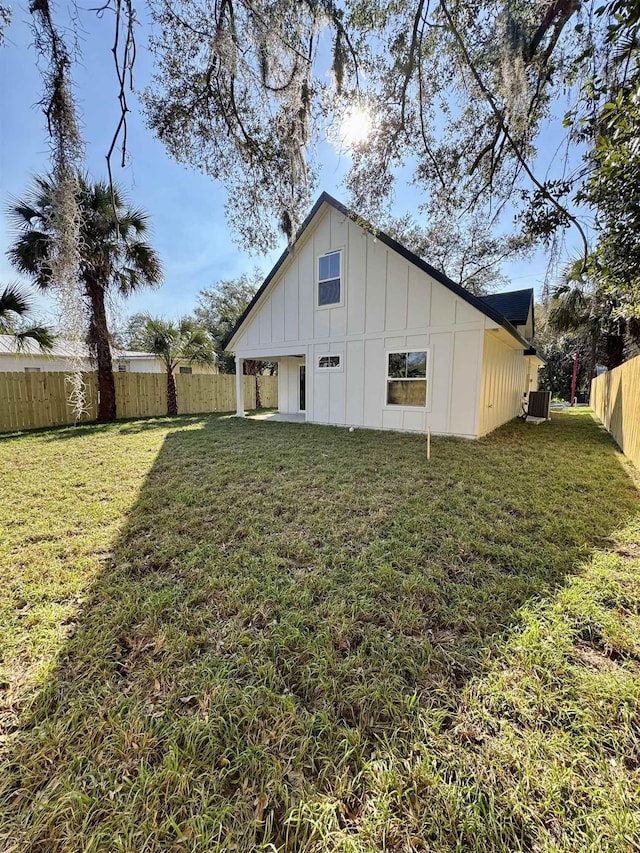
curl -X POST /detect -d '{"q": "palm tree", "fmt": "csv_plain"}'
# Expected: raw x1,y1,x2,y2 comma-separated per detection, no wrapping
548,261,625,376
8,175,162,420
0,283,54,352
139,316,216,415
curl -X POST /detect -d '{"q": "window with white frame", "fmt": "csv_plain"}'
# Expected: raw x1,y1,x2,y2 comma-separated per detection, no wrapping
179,365,193,374
117,362,127,372
24,367,41,373
317,251,342,306
386,351,428,407
317,354,341,370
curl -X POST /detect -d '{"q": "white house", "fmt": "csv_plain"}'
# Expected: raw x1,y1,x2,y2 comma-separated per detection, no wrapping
0,336,218,375
224,193,543,438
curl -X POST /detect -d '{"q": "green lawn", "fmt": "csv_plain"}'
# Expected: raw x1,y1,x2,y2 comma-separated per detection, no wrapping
0,410,639,852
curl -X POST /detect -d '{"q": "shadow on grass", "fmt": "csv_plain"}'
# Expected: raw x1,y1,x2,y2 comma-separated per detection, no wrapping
1,411,638,851
0,413,238,444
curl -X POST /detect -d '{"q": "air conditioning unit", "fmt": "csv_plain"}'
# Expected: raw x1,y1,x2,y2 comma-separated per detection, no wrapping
526,391,551,420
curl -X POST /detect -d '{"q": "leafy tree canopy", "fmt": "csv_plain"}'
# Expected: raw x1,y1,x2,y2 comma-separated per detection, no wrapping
193,271,262,372
383,211,530,295
141,0,640,312
16,0,640,322
122,312,154,351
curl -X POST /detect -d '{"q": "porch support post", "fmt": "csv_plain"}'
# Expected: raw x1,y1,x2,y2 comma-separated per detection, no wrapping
235,357,245,417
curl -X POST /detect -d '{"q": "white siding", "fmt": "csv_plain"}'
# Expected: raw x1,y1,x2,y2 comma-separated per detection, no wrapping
478,332,528,437
0,354,203,374
277,357,305,414
232,203,524,437
0,354,92,372
524,357,540,393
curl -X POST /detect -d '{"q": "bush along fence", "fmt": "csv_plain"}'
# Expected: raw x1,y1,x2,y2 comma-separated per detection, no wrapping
0,372,278,433
590,353,640,470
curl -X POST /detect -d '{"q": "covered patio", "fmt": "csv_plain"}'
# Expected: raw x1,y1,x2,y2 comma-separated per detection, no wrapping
235,354,306,421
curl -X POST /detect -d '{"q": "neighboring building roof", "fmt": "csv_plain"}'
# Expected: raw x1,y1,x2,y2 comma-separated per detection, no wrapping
478,289,534,327
223,192,534,351
116,350,159,360
0,335,85,358
0,335,157,360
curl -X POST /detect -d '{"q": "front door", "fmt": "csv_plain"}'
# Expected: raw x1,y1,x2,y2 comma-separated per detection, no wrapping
299,365,306,412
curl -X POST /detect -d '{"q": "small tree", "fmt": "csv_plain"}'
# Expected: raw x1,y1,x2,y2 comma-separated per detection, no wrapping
194,272,273,407
547,262,631,376
0,283,54,352
194,273,261,373
139,317,216,416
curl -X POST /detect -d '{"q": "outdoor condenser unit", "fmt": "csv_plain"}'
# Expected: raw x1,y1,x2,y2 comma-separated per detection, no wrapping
526,391,551,420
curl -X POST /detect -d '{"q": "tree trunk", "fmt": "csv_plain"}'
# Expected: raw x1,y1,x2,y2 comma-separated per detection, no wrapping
625,318,640,360
86,279,117,421
167,370,178,416
244,359,262,408
605,321,625,370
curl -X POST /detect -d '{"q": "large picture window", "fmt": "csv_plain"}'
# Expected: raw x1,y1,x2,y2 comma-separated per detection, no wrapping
318,251,341,306
386,350,428,407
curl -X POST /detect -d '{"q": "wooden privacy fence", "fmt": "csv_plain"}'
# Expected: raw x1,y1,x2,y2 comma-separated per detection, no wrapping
590,354,640,469
0,372,278,433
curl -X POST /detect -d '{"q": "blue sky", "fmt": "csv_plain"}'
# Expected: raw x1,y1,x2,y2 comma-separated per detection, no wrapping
0,5,571,327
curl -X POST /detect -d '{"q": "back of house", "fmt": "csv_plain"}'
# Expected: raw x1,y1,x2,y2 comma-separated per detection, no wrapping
225,193,543,438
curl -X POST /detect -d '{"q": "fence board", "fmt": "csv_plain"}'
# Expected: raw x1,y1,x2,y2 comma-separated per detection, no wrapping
0,371,278,433
258,375,278,408
590,354,640,469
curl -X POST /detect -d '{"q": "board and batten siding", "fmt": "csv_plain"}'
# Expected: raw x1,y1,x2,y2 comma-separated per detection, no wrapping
477,332,527,437
233,204,492,437
278,357,305,414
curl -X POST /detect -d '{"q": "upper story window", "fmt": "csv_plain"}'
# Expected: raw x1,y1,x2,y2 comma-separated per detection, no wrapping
318,251,342,307
386,350,428,407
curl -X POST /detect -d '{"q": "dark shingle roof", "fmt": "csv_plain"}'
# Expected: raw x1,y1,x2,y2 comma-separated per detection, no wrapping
223,193,533,350
478,289,533,327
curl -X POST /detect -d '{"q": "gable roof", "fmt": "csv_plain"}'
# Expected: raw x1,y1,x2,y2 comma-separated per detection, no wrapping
223,192,534,351
478,288,533,328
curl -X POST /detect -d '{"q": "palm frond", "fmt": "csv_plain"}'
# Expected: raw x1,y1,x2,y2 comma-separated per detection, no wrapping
121,241,163,290
14,325,56,353
7,231,55,287
7,202,44,230
121,207,151,235
178,318,216,364
0,283,33,324
549,280,591,332
7,173,161,321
